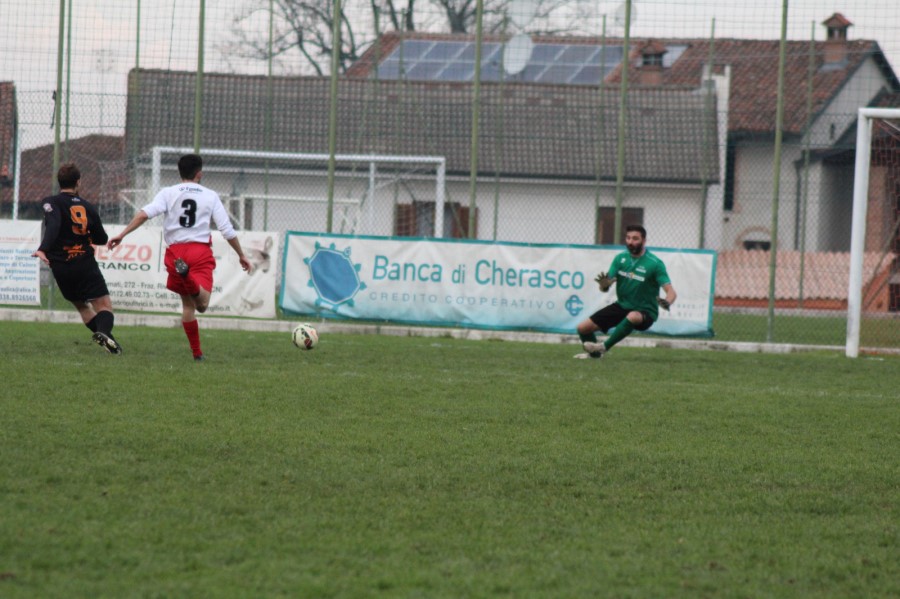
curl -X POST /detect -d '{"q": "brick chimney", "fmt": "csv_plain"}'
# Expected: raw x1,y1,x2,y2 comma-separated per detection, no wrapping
822,13,852,65
638,40,667,86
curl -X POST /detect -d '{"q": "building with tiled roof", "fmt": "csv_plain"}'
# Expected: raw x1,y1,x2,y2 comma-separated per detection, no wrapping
14,135,126,221
117,11,898,270
124,70,720,247
346,14,899,255
126,72,716,185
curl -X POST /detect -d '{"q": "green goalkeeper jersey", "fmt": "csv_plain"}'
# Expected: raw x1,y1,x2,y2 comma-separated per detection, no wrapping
607,249,672,320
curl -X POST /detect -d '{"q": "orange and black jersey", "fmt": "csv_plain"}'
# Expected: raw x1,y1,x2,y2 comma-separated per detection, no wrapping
37,192,109,263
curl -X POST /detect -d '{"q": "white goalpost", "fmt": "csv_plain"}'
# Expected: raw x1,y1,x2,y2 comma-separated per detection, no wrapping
846,107,900,357
147,146,447,236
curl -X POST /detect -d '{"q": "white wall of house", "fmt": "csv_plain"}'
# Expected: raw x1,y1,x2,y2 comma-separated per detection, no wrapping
717,55,891,254
796,160,825,252
448,179,706,249
809,58,893,146
138,165,712,251
722,142,785,250
722,139,860,253
705,64,732,251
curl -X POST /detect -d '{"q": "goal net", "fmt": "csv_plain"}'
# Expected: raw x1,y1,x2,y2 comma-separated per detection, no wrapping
847,108,900,357
141,147,446,237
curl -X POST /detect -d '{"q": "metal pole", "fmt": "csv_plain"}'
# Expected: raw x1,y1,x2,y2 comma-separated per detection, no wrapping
698,18,716,249
492,15,508,242
593,15,607,243
613,0,632,245
52,0,66,194
368,162,376,233
766,0,789,343
325,0,342,233
264,0,274,200
64,0,72,158
12,128,22,220
131,0,142,161
798,20,815,307
193,0,206,153
48,0,67,312
467,0,485,239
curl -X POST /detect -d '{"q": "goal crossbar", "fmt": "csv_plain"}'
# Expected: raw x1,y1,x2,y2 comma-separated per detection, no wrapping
149,146,448,235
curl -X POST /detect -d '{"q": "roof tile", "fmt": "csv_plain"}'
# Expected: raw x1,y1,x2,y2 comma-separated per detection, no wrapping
127,69,719,183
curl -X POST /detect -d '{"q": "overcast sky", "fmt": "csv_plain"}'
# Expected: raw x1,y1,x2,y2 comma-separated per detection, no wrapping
2,0,898,149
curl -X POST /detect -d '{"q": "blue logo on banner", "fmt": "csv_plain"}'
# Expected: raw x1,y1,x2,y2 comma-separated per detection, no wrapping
305,243,366,311
565,294,584,317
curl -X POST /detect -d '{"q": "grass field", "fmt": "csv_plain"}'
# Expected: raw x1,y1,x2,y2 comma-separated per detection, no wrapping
706,311,900,348
1,320,898,598
31,282,900,349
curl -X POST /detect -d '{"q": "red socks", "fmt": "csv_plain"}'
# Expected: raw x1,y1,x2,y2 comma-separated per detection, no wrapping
182,319,202,358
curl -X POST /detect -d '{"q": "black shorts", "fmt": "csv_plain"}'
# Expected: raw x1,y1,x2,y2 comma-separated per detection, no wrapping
50,258,110,303
589,302,654,333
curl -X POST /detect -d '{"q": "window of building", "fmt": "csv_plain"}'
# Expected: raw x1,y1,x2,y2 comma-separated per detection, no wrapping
595,207,643,245
723,141,737,211
394,201,476,239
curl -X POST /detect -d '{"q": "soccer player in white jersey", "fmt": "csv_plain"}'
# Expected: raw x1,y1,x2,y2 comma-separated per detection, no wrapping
108,154,252,360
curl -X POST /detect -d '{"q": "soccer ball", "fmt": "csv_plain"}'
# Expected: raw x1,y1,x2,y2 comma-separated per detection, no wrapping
291,323,319,350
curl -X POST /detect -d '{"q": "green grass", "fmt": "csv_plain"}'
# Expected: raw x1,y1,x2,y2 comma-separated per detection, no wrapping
704,311,900,348
1,321,898,598
14,283,900,349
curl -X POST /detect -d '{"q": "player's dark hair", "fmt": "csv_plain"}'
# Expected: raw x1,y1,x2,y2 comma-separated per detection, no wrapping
178,154,203,180
625,224,647,239
57,163,81,189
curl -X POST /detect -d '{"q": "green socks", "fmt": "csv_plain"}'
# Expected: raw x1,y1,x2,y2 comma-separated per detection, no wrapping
578,331,598,344
604,319,635,349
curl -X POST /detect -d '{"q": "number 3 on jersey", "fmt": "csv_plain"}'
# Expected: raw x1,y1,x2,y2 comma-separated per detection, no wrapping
180,199,197,228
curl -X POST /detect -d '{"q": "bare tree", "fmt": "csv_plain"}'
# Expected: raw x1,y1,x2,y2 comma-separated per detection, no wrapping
424,0,599,36
222,0,600,75
432,0,476,33
224,0,370,76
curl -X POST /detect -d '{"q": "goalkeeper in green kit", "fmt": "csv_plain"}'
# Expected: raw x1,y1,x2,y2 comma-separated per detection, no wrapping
574,225,677,359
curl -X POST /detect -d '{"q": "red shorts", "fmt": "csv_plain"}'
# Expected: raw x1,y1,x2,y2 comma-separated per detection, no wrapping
164,243,216,295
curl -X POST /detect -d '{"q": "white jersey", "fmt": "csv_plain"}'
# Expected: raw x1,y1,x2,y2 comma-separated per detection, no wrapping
141,181,237,246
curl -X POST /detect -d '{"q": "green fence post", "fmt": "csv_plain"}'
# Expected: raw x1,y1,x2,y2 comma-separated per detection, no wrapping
766,0,789,343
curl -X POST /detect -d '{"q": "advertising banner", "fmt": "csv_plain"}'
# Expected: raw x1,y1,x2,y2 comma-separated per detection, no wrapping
281,233,716,336
0,220,42,305
93,225,278,317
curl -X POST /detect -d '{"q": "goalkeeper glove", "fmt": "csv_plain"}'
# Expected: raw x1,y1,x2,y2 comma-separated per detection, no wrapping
595,272,614,292
657,297,671,311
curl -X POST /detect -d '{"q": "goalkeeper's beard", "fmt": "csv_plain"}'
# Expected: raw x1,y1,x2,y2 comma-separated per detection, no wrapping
627,241,644,256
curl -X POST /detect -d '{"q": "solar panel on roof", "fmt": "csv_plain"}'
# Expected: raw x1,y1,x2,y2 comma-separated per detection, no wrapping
401,40,436,59
423,42,465,61
437,62,475,81
529,44,566,62
480,44,502,63
558,45,601,63
456,43,477,61
520,63,550,82
600,46,625,63
537,64,581,84
479,62,504,81
374,39,633,85
406,61,446,80
375,60,401,79
570,65,605,85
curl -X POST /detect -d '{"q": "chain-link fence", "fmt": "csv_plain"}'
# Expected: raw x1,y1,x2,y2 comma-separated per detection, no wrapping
1,0,899,351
